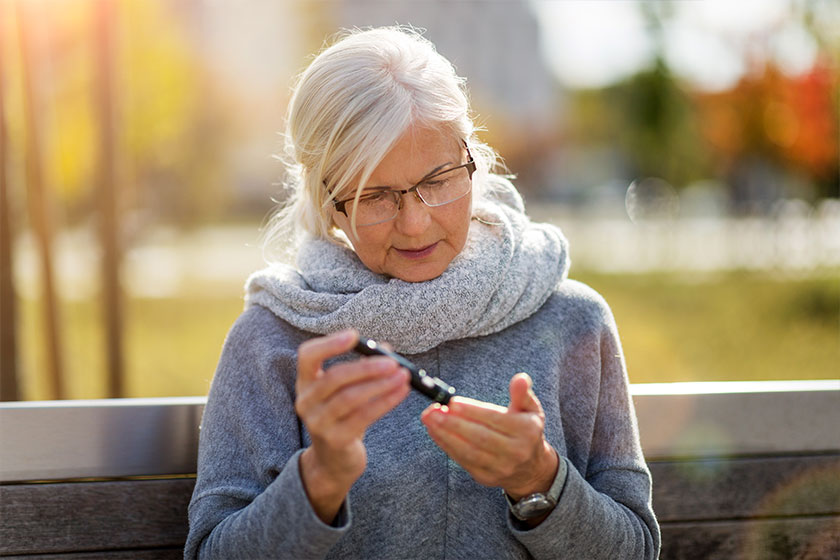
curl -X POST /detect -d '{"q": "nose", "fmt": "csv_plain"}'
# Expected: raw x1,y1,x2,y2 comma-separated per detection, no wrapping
394,190,431,236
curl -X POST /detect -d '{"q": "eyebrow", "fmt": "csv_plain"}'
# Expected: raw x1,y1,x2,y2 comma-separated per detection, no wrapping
363,161,455,192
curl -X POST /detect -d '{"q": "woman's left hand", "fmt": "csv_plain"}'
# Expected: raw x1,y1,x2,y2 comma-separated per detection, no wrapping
421,372,558,500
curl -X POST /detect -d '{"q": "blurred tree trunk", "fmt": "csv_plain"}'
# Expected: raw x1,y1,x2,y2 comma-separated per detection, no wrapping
16,0,64,399
95,0,124,398
0,14,20,402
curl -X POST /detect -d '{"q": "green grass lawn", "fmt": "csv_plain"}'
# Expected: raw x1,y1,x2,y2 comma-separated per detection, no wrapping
575,270,840,384
15,269,839,399
19,296,244,399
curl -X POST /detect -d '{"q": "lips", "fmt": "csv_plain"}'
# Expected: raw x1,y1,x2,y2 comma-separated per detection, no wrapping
394,242,439,259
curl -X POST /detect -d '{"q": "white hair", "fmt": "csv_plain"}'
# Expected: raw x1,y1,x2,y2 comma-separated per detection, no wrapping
263,26,504,261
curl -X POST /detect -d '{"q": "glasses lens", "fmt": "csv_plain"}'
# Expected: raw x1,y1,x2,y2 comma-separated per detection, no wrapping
344,164,472,226
417,166,472,207
350,191,400,226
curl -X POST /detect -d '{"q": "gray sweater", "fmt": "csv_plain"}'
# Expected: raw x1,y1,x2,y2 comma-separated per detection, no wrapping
185,279,660,559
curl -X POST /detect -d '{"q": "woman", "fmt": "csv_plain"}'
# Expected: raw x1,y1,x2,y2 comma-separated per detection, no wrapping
186,27,660,559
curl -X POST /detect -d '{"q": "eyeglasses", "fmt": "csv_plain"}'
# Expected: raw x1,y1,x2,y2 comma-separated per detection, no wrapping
333,148,476,227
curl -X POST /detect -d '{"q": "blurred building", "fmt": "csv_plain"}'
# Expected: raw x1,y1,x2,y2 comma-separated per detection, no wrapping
336,0,556,127
333,0,561,193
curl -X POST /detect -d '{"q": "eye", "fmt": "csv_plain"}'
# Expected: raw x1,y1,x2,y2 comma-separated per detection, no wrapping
359,191,391,203
423,176,450,189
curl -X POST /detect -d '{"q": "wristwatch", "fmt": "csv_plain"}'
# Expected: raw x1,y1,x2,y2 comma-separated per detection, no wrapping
505,456,567,521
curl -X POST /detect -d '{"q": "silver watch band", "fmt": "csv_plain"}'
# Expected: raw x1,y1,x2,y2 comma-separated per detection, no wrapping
505,452,567,521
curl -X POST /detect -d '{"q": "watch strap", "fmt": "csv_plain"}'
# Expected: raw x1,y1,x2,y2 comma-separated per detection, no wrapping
545,454,567,503
505,453,567,520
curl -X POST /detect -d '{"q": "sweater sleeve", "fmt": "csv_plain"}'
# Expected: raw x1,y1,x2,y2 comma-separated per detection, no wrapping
508,293,661,559
184,307,351,560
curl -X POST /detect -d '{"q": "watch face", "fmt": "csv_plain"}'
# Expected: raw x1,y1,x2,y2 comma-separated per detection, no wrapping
513,494,555,520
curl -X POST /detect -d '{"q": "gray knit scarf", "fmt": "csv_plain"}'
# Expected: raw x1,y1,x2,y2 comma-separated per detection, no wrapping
244,181,569,354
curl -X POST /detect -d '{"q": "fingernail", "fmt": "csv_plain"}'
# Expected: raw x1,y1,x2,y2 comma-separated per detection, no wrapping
335,329,354,343
422,404,441,422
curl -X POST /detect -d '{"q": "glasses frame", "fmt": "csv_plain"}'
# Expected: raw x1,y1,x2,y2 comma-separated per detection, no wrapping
333,145,476,225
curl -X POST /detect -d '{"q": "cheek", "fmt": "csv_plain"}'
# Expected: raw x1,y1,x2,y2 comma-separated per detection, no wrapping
345,226,391,272
443,198,472,249
334,212,376,248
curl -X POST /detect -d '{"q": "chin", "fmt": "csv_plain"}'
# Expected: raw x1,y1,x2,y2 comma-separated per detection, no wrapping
392,263,447,283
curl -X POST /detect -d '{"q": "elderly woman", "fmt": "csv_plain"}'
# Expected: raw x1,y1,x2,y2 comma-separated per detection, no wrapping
185,27,660,560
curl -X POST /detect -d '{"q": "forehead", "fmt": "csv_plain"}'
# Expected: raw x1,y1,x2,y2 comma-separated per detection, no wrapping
365,126,461,187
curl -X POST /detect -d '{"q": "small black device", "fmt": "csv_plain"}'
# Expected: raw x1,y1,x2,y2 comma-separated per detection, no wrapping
354,337,456,405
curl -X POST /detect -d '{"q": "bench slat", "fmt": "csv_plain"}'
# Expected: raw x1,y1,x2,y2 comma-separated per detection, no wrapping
3,455,839,557
0,479,194,556
3,549,183,559
650,454,840,522
660,516,840,559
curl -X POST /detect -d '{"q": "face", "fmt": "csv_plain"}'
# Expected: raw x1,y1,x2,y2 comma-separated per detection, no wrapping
331,125,472,282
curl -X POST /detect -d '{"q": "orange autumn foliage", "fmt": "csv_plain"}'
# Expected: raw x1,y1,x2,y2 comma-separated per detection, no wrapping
695,58,838,182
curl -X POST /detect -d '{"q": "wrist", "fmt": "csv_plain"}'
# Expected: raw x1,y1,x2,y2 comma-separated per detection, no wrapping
299,447,354,523
504,445,566,525
505,442,558,501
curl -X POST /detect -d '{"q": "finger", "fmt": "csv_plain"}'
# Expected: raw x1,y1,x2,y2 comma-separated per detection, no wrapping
325,367,409,422
422,408,499,470
448,397,506,416
297,329,358,384
422,404,511,455
508,373,543,414
323,373,411,446
300,356,400,411
305,369,404,443
445,397,529,438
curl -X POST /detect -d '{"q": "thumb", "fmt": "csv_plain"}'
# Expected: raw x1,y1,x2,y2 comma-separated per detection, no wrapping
508,372,541,413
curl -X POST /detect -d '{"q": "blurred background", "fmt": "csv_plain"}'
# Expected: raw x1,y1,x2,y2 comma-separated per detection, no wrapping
1,0,838,401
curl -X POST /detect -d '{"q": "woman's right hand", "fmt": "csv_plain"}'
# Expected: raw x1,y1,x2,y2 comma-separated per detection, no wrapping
295,329,410,524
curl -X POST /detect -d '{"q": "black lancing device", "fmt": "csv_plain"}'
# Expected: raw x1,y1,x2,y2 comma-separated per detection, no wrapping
354,337,456,405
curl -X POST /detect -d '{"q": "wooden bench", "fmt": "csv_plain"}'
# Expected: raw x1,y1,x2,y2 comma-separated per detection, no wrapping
2,381,838,559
